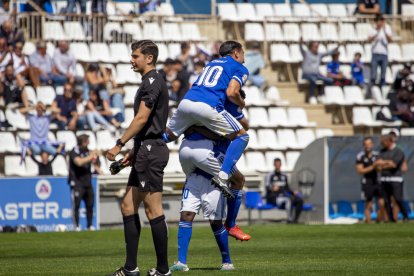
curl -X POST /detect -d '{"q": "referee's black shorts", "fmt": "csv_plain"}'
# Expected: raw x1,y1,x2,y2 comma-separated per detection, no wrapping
127,138,169,192
383,181,404,202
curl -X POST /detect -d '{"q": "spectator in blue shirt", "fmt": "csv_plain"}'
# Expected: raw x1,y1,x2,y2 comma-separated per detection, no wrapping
51,82,80,130
351,52,365,86
138,0,160,14
327,52,351,86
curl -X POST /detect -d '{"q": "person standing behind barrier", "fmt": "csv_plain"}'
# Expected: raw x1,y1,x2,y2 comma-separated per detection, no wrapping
367,14,392,98
376,134,409,222
68,134,99,231
355,137,387,223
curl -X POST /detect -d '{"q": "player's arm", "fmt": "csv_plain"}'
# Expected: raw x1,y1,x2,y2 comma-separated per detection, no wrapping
226,79,245,108
358,3,380,14
355,163,375,175
74,151,98,167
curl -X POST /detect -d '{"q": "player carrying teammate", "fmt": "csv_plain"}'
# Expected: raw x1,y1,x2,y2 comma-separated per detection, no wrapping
163,41,250,199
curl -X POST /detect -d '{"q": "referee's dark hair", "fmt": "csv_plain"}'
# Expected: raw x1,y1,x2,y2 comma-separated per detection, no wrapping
131,40,158,65
363,136,373,142
274,158,282,163
77,134,89,146
219,40,242,57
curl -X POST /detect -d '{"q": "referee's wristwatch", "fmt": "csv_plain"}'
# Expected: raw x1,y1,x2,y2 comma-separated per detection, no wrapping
115,139,125,148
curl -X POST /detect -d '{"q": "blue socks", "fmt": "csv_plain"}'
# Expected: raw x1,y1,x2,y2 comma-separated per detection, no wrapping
225,189,243,228
177,221,192,264
221,134,249,176
212,225,231,264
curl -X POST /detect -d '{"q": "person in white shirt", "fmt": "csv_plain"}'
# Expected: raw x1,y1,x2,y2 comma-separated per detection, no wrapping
53,40,77,84
368,14,392,91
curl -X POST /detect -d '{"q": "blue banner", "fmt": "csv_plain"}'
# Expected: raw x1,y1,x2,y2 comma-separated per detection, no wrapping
0,177,99,232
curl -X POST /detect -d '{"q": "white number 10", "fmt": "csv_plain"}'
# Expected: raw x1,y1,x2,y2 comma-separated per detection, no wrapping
196,66,223,87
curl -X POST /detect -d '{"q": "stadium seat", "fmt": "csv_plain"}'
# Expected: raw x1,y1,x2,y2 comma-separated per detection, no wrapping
56,130,77,150
265,151,286,171
109,43,130,63
236,3,257,21
97,155,111,175
64,22,87,41
44,21,67,40
245,86,270,106
123,86,139,105
247,130,262,150
164,152,181,173
400,128,414,136
339,23,357,42
245,152,267,172
343,86,371,105
266,86,289,105
288,107,316,127
96,130,115,151
90,43,115,63
25,156,38,176
295,129,316,149
285,151,300,172
162,23,183,41
277,129,300,150
157,2,175,16
329,202,342,219
76,130,96,150
388,43,403,62
5,109,29,129
245,23,265,41
268,107,292,127
70,42,91,62
51,155,68,176
283,23,300,42
247,107,270,127
121,108,134,129
324,86,346,105
180,23,204,41
25,86,37,105
320,23,338,42
289,44,303,63
245,191,275,224
355,23,372,41
352,107,382,127
103,22,122,42
217,3,239,21
76,63,85,78
270,44,291,63
257,129,285,150
337,201,364,219
168,43,181,58
143,22,163,41
363,43,372,63
328,4,348,17
5,156,27,176
36,86,56,106
293,3,311,18
123,22,143,41
273,4,292,18
403,201,414,219
301,23,321,42
22,41,36,55
265,23,284,41
116,64,141,84
401,3,414,16
371,86,389,105
315,128,334,138
0,132,19,153
372,106,402,127
310,3,329,17
401,43,414,62
347,4,357,16
255,3,274,21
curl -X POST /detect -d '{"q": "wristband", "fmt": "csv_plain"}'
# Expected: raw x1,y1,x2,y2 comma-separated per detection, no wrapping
116,138,125,148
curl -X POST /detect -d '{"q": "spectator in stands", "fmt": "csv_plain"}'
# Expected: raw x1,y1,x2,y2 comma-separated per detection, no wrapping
266,158,303,223
138,0,160,14
392,63,412,91
159,58,189,102
0,20,24,50
29,41,66,87
327,52,351,86
0,64,29,110
244,41,266,89
26,145,64,176
53,40,77,85
0,37,11,73
388,87,414,126
12,42,29,80
351,52,365,86
0,0,15,25
51,82,79,130
86,89,117,131
91,0,107,13
300,38,339,104
368,14,392,97
189,60,205,87
355,0,381,15
176,42,193,72
65,0,86,13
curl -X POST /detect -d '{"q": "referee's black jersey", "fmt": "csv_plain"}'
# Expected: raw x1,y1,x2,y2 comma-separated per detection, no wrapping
355,150,379,183
267,171,291,196
69,147,92,188
379,146,405,180
134,69,169,141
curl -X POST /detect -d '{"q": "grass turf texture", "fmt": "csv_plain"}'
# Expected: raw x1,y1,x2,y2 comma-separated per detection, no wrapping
1,224,413,275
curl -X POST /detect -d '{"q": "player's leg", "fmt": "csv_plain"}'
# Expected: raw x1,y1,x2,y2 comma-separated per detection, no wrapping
210,220,234,270
84,186,95,229
276,197,292,222
365,200,373,223
71,186,83,231
163,99,198,143
392,182,408,221
383,183,394,222
292,195,303,223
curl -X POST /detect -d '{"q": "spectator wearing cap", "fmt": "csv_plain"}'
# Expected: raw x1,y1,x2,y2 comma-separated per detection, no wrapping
392,63,412,92
51,82,80,130
355,0,381,15
368,14,392,97
29,41,66,87
244,41,266,89
53,40,77,85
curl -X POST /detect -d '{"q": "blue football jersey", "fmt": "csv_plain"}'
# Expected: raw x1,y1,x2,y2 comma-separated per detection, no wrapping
184,56,249,109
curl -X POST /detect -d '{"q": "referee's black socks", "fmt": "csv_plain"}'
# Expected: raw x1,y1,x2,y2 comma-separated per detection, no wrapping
123,214,141,271
150,215,169,274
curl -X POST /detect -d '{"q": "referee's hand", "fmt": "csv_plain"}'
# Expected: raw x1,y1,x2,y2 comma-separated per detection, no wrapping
106,146,120,161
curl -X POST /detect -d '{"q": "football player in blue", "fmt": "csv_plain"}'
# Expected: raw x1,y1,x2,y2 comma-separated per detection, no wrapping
164,41,250,199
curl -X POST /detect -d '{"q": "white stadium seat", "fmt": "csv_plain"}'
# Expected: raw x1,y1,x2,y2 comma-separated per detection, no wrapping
51,155,68,176
289,44,303,63
25,156,39,176
157,2,175,16
57,130,77,150
5,156,27,176
265,23,284,41
248,107,270,127
347,4,357,16
217,3,239,21
328,4,348,17
296,129,316,149
162,23,183,41
356,23,372,41
36,86,56,106
123,86,139,105
5,109,29,129
315,128,334,138
247,130,262,150
255,3,274,21
301,23,321,42
22,41,36,55
109,43,130,63
157,43,168,62
257,129,286,150
352,107,382,127
143,22,163,41
64,22,87,41
310,4,329,17
400,128,414,136
293,4,311,17
277,129,300,150
0,132,19,153
283,23,300,42
339,23,357,42
324,86,346,105
388,43,403,62
285,151,300,172
165,152,181,173
346,44,365,63
371,106,402,127
270,44,291,63
25,86,37,105
371,86,389,105
268,107,293,127
180,23,204,41
90,43,114,63
236,3,257,21
96,130,116,151
116,64,141,84
401,4,414,16
287,107,316,127
44,21,67,40
47,42,56,57
123,22,143,41
103,22,122,42
274,4,292,18
76,63,85,78
320,23,338,42
245,23,265,41
245,152,267,172
70,42,90,62
266,86,289,105
168,43,181,58
244,86,270,106
343,86,370,105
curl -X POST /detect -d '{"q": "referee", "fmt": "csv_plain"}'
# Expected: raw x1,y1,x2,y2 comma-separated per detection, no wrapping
106,40,170,276
68,134,98,231
355,137,386,223
377,134,408,222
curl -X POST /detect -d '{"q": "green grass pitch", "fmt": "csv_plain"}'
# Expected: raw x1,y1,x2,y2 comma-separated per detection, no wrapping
1,223,413,275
